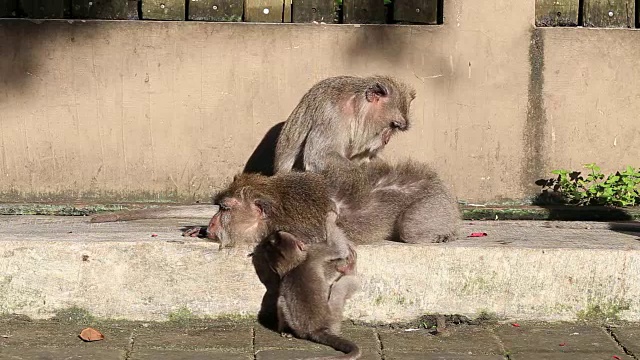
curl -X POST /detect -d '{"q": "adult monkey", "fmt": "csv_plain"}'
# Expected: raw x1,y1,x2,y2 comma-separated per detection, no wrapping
186,159,459,246
274,75,416,173
89,75,416,224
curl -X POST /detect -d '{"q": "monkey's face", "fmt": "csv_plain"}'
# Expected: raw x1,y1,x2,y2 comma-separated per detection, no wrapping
378,92,413,134
260,231,307,277
207,195,269,247
364,82,415,152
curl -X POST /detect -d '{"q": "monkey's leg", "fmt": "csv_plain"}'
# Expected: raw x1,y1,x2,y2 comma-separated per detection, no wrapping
327,275,360,335
328,275,360,311
396,195,459,244
276,296,294,338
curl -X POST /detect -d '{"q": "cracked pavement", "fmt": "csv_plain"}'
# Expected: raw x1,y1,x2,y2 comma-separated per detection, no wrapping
0,318,638,359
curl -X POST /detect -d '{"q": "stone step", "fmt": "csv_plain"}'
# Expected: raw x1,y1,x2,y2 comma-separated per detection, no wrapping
1,216,639,323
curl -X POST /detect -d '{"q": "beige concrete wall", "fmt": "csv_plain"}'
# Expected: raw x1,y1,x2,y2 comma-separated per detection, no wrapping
0,1,637,204
542,28,640,177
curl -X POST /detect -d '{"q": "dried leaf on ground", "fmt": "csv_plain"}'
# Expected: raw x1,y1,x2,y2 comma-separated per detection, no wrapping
468,232,488,237
79,327,104,342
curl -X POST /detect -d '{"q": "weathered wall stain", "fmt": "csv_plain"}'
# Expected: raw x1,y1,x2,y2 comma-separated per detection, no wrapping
521,27,548,195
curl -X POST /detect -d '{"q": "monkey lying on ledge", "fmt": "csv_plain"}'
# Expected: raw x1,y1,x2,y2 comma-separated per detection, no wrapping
183,158,460,247
252,211,361,360
89,74,420,226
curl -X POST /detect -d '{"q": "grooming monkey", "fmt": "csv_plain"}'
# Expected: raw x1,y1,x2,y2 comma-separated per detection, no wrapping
188,158,459,247
253,212,361,360
274,75,417,173
88,75,416,224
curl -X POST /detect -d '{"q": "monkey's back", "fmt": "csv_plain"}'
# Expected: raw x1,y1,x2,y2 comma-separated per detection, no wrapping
326,159,459,244
270,172,335,243
279,259,338,337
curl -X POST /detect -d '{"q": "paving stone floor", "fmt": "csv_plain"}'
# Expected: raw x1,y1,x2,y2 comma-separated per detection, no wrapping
0,317,638,359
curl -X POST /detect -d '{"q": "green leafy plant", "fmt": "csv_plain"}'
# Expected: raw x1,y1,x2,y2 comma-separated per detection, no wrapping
537,164,640,207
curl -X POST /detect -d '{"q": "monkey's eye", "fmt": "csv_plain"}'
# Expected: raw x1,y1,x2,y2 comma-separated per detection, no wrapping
218,203,230,211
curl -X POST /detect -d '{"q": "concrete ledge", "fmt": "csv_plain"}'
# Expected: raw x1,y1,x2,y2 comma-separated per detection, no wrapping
1,216,639,322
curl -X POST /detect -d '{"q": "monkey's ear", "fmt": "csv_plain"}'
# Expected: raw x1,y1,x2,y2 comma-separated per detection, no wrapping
365,83,389,102
278,231,306,252
254,198,273,218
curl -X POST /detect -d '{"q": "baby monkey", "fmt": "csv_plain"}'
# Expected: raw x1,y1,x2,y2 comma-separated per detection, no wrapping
256,212,361,360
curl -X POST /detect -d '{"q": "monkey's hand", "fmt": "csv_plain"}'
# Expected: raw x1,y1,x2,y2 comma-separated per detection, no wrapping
182,226,207,238
336,261,356,276
337,245,358,275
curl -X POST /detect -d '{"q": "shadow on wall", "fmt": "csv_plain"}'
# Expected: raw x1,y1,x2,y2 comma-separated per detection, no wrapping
0,20,101,105
0,20,44,100
345,25,412,62
243,122,285,176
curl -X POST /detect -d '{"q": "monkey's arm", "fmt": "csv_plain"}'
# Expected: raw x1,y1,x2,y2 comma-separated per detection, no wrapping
336,244,357,276
323,211,355,262
304,152,353,173
302,122,351,172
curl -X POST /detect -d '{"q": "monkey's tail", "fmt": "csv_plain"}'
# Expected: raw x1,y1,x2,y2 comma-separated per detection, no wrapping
88,205,218,223
304,330,361,360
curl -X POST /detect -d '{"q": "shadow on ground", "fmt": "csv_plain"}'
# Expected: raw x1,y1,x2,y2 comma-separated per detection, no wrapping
532,186,640,240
